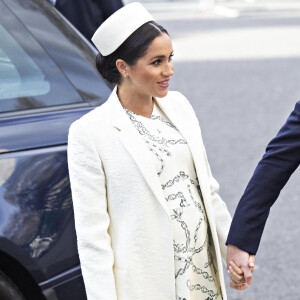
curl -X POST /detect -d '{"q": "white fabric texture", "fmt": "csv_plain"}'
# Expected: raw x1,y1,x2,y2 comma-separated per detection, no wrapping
123,103,223,300
67,87,232,300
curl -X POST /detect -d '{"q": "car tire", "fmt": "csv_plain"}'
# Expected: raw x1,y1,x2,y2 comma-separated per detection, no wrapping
0,271,25,300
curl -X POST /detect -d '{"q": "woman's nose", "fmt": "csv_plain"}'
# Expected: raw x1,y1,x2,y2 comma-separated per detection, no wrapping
162,62,174,77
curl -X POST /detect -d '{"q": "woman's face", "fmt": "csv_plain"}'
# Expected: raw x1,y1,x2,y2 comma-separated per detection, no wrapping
127,33,174,99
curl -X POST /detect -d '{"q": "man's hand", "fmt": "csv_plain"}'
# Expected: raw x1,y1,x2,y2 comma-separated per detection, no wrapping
228,256,255,290
227,244,253,289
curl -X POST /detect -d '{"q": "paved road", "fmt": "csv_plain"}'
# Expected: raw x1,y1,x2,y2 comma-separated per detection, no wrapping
137,1,300,299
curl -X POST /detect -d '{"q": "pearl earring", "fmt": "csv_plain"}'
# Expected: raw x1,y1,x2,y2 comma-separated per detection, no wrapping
123,73,127,78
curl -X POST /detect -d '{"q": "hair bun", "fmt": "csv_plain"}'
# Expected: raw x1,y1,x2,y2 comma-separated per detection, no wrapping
96,53,120,85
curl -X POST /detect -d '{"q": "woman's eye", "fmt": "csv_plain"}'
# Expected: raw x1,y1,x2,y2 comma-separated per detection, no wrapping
152,59,161,65
152,54,174,65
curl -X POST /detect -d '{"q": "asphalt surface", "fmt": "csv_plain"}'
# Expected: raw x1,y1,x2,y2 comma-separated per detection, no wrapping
129,1,300,299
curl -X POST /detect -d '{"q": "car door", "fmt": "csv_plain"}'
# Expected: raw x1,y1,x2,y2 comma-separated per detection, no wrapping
0,0,111,299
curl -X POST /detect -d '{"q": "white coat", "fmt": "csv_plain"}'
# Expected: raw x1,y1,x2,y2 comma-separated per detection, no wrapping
67,87,232,300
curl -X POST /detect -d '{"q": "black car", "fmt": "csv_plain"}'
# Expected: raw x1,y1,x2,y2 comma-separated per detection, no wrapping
0,0,111,299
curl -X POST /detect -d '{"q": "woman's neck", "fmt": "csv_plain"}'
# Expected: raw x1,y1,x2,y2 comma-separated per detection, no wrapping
117,84,154,118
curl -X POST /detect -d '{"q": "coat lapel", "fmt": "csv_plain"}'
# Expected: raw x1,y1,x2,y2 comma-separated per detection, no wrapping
155,94,220,249
108,88,171,220
107,88,212,223
155,95,212,207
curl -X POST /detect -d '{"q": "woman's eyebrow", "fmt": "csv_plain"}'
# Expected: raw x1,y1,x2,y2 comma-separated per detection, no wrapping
149,52,174,61
149,55,165,60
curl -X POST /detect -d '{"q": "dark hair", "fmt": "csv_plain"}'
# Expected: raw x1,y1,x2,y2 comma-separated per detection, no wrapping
96,21,168,85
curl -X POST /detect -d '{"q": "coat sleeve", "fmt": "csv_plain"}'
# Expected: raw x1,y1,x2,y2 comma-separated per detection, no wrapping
67,120,117,300
226,101,300,255
202,147,232,262
175,92,232,262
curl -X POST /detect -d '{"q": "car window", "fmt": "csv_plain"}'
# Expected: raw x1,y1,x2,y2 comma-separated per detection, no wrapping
0,25,50,100
0,0,111,114
0,1,84,113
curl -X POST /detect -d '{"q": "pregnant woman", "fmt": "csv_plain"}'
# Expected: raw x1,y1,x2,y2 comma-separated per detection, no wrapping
68,2,237,299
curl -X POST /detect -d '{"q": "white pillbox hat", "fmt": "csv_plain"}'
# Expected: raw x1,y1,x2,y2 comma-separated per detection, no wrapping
91,2,155,56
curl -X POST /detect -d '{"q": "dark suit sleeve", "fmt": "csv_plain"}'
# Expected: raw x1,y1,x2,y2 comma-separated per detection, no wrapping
226,101,300,255
98,0,124,19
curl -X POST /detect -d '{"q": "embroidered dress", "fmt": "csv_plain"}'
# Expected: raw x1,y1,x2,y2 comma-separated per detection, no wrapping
124,100,222,300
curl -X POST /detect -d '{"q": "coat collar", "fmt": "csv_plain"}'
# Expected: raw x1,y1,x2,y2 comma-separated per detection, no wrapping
155,93,212,214
155,94,206,183
108,87,171,219
107,87,207,220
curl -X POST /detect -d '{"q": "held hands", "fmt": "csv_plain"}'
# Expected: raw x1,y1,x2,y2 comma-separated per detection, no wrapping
228,256,255,290
227,244,255,290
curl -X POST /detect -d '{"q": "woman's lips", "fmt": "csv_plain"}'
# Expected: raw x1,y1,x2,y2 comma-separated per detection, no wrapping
157,80,170,88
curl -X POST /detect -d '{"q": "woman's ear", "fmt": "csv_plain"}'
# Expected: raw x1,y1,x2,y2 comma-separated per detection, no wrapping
116,59,129,77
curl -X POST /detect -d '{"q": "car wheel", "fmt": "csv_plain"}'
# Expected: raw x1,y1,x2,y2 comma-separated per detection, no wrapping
0,271,25,300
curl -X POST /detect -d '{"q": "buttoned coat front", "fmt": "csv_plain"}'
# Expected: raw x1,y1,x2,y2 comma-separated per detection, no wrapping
67,87,232,300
